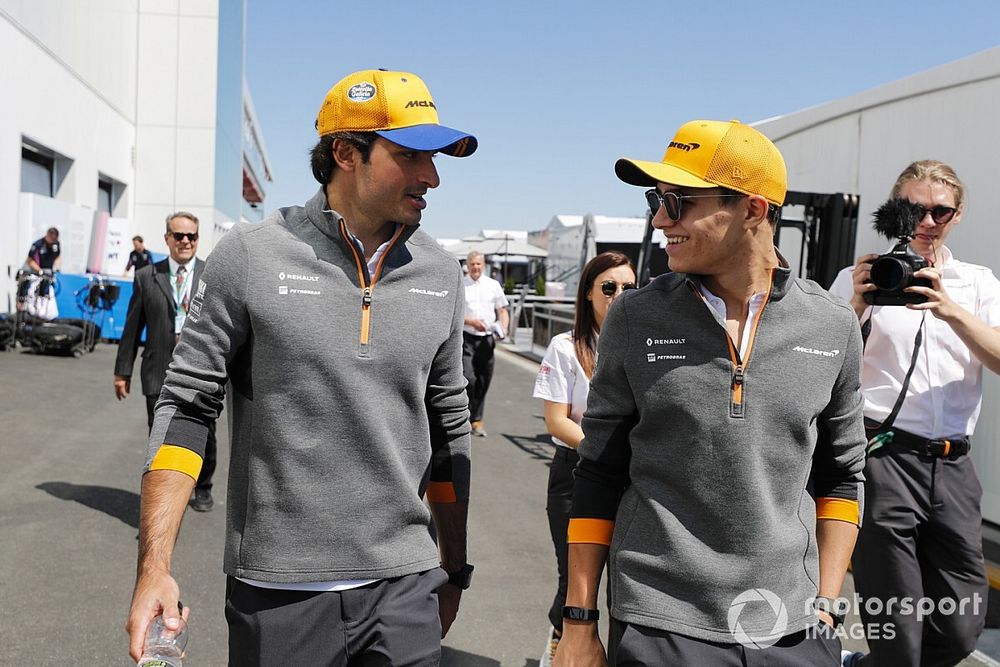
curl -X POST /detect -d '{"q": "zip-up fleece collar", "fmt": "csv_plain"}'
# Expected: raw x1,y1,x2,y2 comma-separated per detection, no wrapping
678,248,794,303
304,187,419,252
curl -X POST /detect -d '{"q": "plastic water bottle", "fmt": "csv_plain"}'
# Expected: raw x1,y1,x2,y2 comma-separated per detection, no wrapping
138,614,188,667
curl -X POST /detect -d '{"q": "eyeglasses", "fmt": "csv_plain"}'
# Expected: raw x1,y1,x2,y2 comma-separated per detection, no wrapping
645,189,745,221
911,203,958,225
600,280,636,297
169,232,199,242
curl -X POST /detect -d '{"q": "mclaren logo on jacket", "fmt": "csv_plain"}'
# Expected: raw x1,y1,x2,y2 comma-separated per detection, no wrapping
792,345,840,358
409,287,449,298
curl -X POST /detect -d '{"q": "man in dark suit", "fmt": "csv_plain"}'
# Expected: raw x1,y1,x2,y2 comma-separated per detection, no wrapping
114,212,217,512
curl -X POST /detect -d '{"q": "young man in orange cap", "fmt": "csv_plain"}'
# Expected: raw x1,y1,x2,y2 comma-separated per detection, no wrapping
555,120,867,666
126,70,476,666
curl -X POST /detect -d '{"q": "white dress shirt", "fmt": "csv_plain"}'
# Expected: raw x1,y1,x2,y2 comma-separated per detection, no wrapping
168,257,195,334
829,245,1000,439
463,274,509,336
698,284,766,361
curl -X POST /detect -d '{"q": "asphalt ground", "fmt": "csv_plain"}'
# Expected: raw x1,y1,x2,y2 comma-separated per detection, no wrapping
0,342,992,665
0,343,596,666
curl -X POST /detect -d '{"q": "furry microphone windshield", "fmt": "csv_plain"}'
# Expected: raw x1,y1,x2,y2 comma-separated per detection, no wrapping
872,197,923,240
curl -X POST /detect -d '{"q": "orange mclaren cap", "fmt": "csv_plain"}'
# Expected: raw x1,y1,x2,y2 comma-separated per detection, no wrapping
615,120,786,206
315,69,477,158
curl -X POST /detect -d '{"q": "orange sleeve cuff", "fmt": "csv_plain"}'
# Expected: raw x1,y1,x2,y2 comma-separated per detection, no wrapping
149,444,202,482
816,497,860,526
426,481,457,504
567,518,615,545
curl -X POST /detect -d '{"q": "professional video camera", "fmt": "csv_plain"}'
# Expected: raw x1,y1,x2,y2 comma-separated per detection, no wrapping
863,198,930,306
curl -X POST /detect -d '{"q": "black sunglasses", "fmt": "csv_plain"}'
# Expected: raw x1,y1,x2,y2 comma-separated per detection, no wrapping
600,280,636,297
644,189,745,221
911,203,958,225
169,232,199,242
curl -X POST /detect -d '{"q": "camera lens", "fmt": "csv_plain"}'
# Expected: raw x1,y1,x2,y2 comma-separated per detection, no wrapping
870,257,912,291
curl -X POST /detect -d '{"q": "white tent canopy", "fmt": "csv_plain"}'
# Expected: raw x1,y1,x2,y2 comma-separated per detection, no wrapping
445,237,548,259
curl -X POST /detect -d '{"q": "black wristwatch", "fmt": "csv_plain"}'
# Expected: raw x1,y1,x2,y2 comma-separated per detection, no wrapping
563,606,600,622
447,564,474,590
814,596,845,628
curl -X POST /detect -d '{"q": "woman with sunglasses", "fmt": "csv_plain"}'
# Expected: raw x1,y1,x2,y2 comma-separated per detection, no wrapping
532,251,636,666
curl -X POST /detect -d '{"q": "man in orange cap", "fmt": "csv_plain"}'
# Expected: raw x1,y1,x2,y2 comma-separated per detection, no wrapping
556,120,866,665
126,70,477,666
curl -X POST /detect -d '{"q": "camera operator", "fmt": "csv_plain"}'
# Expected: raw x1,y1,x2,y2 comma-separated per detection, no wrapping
831,160,1000,667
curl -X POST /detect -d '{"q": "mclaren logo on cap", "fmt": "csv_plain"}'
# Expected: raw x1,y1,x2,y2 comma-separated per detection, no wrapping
668,141,701,152
347,82,376,102
405,100,436,109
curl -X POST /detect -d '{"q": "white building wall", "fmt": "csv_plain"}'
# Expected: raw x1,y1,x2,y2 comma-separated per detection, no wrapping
0,0,139,119
0,0,233,310
544,215,646,294
0,1,137,307
545,216,583,288
756,46,1000,522
133,0,220,254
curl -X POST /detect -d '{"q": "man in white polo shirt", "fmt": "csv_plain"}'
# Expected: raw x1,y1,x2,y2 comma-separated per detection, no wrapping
831,160,1000,667
463,251,509,437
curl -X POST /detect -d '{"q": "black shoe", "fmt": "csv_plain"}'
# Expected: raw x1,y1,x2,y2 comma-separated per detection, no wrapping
190,488,214,512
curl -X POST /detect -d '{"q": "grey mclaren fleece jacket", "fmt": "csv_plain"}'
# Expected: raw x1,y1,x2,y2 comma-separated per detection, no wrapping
147,189,471,582
569,263,867,642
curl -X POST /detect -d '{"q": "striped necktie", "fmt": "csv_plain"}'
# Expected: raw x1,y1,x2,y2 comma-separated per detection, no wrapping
175,265,188,311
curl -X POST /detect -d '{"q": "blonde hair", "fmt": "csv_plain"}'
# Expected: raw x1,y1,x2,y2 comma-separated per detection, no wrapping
890,160,965,208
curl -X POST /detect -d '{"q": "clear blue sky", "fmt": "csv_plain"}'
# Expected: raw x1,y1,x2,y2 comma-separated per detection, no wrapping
245,1,1000,240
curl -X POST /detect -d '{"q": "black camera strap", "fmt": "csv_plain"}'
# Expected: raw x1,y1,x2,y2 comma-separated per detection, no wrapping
870,311,927,434
860,311,873,349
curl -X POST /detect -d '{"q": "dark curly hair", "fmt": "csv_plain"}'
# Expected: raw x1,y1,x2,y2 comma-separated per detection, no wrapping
310,131,378,185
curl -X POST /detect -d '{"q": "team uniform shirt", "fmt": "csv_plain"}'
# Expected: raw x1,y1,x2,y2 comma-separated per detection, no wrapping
147,188,471,584
830,245,1000,439
126,249,153,272
533,331,593,448
238,227,398,593
569,262,867,643
28,238,60,270
463,274,508,336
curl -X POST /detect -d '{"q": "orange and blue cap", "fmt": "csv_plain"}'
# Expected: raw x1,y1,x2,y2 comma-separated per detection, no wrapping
316,69,477,158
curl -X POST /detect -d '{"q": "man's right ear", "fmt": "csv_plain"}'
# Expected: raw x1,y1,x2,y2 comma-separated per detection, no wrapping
331,138,358,172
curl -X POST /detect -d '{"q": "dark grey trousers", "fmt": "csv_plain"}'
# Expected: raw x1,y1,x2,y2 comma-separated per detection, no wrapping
225,569,448,666
546,446,579,631
608,619,841,666
146,393,217,492
852,444,988,667
462,332,495,422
